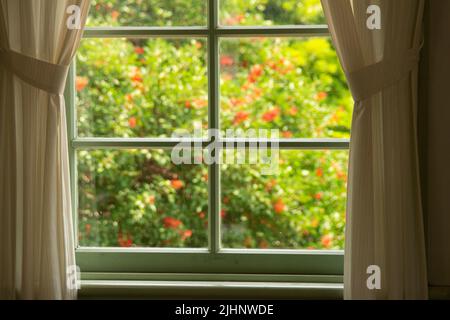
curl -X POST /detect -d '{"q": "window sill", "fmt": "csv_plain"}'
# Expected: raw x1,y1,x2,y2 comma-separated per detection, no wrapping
78,280,344,299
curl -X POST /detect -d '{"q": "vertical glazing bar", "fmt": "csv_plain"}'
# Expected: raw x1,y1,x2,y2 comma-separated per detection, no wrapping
208,0,221,253
65,62,79,247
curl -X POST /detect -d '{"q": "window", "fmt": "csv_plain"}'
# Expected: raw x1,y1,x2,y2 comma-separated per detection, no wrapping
66,0,351,279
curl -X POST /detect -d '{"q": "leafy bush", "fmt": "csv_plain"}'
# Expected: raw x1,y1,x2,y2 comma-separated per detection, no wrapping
76,0,351,249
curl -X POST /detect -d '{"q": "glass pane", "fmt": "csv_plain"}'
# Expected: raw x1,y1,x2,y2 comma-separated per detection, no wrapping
220,37,352,138
219,0,325,26
88,0,207,26
78,149,208,248
221,150,347,249
76,38,208,138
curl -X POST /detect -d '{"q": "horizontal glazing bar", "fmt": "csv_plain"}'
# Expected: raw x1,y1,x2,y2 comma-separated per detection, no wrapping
84,27,209,38
72,138,349,149
83,25,330,38
216,25,329,37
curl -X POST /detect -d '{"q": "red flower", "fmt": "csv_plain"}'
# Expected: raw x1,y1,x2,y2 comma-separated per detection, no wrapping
128,117,137,128
220,209,227,219
223,196,230,204
220,55,234,67
321,234,333,248
198,212,206,219
171,179,184,190
134,46,145,55
314,192,323,200
233,111,250,125
262,107,280,122
273,198,286,214
76,76,88,92
118,232,133,247
163,217,182,229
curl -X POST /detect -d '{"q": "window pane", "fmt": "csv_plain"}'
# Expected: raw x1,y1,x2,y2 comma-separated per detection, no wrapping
88,0,207,26
76,38,208,138
220,37,352,138
219,0,325,26
221,150,347,249
78,149,208,248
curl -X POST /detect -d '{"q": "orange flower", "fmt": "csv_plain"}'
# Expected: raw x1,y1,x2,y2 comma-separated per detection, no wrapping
76,76,88,92
185,100,191,108
230,97,245,107
248,64,263,83
315,91,328,101
282,131,293,138
181,229,193,241
273,198,286,214
337,171,347,181
321,234,333,248
171,179,184,190
128,117,137,128
289,106,298,116
314,192,323,200
265,179,277,191
85,224,91,236
262,107,280,122
134,46,145,55
193,99,208,109
198,212,206,219
194,41,202,49
233,111,250,125
316,168,323,177
130,67,143,84
147,195,155,205
252,87,263,99
259,240,269,249
131,75,143,83
111,10,120,20
163,217,182,229
244,236,253,248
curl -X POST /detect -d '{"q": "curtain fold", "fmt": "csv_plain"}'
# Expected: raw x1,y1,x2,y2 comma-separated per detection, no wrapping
0,0,90,299
321,0,428,299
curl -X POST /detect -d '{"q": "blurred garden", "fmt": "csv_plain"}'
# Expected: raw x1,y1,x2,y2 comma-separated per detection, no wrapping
76,0,352,249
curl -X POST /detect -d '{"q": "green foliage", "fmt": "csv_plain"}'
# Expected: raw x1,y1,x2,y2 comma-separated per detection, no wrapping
77,0,351,249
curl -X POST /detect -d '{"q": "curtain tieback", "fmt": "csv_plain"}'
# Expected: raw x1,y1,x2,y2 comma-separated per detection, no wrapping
346,47,420,102
0,47,69,95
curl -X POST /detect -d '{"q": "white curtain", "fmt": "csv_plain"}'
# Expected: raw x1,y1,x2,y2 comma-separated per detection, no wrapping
321,0,428,299
0,0,90,299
